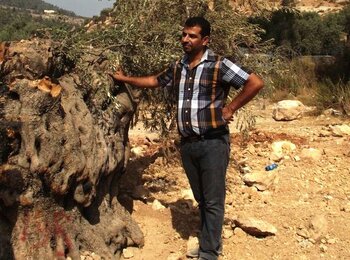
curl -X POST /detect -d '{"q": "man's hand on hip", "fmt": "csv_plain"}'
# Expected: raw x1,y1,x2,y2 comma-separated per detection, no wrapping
222,106,234,123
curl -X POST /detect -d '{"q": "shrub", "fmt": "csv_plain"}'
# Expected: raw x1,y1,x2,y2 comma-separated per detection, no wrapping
250,8,345,56
316,79,350,113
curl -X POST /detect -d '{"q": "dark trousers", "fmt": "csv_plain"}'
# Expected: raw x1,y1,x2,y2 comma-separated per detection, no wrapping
180,134,230,260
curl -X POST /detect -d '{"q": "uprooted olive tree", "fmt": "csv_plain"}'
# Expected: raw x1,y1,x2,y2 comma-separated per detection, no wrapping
0,39,143,259
0,0,275,258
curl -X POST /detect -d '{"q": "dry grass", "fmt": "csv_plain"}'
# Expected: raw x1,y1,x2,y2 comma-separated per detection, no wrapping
268,56,350,115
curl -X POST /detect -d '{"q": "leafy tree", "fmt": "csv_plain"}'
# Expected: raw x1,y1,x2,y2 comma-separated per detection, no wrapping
321,13,345,55
290,12,343,55
336,5,350,82
61,0,271,133
293,12,325,54
250,9,345,56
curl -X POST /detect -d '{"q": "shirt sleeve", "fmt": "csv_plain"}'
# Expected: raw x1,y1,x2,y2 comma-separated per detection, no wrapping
157,62,176,88
221,58,250,89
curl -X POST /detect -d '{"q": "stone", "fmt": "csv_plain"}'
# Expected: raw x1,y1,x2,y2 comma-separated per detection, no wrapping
242,170,277,191
322,108,342,117
241,166,252,174
300,148,322,161
320,244,328,252
223,227,234,239
319,130,331,137
181,189,197,207
232,215,277,237
187,236,199,252
151,199,166,210
308,215,328,242
270,141,297,161
130,146,145,158
233,227,247,238
91,253,102,260
296,228,310,239
122,248,134,259
329,124,350,137
294,155,301,162
272,100,305,121
327,238,336,244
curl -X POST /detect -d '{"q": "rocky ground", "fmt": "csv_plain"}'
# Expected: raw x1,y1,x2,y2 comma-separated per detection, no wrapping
226,0,350,15
109,99,350,260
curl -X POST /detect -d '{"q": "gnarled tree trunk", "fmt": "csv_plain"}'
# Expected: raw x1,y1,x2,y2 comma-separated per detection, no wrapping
0,39,143,259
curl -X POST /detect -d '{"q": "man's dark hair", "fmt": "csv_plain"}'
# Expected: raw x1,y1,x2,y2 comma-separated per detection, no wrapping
184,17,211,37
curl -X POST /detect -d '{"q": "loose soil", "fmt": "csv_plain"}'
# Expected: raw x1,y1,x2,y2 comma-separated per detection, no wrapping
118,100,350,260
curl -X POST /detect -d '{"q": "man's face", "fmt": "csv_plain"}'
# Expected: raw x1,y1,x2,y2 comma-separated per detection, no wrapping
181,25,209,55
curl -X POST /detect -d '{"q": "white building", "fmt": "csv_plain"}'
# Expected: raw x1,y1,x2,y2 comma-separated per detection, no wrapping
43,10,56,14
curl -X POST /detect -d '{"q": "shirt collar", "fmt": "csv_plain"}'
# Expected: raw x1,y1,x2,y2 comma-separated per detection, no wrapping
180,48,216,66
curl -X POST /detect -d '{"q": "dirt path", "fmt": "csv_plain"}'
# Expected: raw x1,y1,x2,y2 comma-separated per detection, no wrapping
119,101,350,260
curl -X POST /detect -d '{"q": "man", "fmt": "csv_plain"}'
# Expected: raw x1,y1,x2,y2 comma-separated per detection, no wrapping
110,17,263,260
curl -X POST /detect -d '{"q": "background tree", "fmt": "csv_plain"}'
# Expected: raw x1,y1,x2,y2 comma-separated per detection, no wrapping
68,0,270,133
250,9,345,56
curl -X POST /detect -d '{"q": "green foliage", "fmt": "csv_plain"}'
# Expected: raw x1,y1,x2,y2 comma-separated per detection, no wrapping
99,8,113,18
250,8,345,56
250,8,299,52
0,0,76,16
61,0,271,134
67,0,269,74
343,5,350,35
294,12,344,55
0,8,75,41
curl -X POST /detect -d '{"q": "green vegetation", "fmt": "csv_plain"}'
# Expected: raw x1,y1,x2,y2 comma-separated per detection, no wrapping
0,8,76,41
58,0,350,126
59,0,273,133
251,9,347,56
1,0,348,118
249,6,350,114
0,0,76,16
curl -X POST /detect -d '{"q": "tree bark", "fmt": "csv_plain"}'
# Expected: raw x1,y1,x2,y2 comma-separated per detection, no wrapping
0,39,143,259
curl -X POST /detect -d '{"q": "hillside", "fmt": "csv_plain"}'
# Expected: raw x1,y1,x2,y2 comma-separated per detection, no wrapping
0,0,76,17
0,0,84,41
85,0,350,33
227,0,350,14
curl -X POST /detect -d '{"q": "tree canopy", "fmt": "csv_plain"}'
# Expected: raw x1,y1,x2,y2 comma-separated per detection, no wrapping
250,7,348,56
60,0,272,133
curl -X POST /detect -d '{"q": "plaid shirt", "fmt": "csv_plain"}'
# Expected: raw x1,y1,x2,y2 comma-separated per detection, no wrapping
157,48,249,137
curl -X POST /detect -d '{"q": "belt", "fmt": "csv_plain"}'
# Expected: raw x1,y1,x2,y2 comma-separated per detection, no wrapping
181,126,229,143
